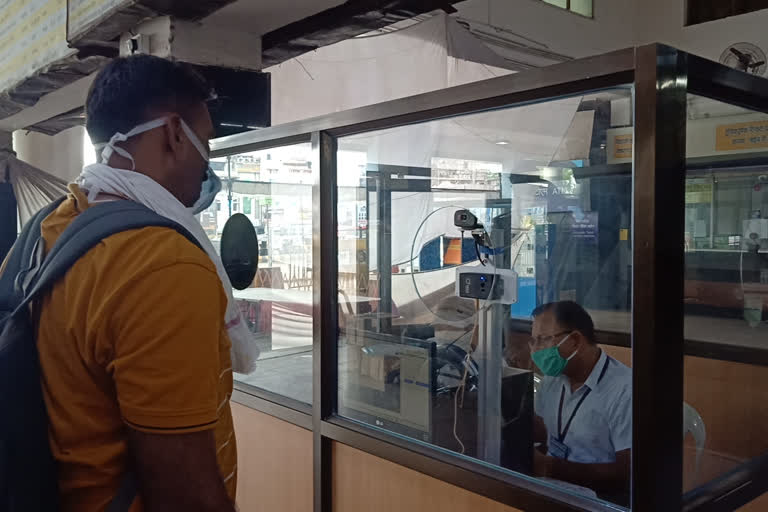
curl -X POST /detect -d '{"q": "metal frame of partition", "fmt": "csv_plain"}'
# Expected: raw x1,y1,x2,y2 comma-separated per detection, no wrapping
214,44,768,512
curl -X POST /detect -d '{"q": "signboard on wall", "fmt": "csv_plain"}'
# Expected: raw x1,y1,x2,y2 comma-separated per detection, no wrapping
0,0,74,96
607,112,768,164
716,120,768,151
612,132,633,161
606,127,633,164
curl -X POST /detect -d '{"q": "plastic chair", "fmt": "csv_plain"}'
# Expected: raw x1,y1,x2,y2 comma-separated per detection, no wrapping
683,402,707,484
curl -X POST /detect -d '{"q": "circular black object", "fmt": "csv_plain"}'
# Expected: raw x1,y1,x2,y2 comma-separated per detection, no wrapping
220,213,259,290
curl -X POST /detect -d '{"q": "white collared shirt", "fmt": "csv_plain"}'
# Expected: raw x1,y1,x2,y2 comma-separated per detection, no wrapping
535,349,632,464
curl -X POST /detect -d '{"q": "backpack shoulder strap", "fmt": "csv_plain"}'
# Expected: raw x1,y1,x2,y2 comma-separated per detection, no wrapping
15,200,203,314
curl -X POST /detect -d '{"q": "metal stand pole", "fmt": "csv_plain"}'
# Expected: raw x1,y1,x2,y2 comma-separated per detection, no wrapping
476,219,510,464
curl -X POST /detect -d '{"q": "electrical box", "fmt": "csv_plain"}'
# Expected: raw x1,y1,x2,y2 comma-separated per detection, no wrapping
456,266,518,304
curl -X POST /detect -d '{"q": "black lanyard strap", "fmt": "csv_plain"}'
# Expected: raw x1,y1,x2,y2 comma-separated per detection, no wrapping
557,356,610,443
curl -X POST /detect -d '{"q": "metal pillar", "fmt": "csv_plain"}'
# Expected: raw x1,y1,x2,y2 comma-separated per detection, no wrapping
375,168,392,333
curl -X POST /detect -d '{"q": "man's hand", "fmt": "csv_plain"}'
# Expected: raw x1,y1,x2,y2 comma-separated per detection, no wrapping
127,428,236,512
533,450,555,478
539,449,631,495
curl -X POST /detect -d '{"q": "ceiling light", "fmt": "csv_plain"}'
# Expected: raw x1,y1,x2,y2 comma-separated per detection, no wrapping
495,140,509,145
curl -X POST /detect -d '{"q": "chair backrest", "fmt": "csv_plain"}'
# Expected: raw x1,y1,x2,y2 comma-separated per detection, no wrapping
254,267,285,289
683,402,707,483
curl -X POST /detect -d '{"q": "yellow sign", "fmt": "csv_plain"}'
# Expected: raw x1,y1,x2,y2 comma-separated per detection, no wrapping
716,120,768,151
0,0,126,95
619,229,629,242
685,182,712,204
613,134,633,160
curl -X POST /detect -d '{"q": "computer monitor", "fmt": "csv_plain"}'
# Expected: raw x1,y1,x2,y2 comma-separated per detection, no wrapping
339,329,436,443
339,327,533,474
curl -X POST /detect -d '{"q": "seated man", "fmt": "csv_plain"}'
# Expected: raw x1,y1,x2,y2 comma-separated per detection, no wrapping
530,301,631,500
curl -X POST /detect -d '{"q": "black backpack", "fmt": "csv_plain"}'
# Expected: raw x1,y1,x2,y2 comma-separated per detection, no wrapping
0,198,203,511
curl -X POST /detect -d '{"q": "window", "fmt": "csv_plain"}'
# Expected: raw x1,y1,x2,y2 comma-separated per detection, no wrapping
682,96,768,502
541,0,593,17
687,0,768,25
197,144,315,405
336,88,633,507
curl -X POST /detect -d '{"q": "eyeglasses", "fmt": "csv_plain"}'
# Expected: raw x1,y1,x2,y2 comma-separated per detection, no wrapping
529,330,572,349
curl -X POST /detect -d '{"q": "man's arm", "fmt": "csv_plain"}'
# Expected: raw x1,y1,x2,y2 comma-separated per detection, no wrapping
128,429,236,512
534,449,630,494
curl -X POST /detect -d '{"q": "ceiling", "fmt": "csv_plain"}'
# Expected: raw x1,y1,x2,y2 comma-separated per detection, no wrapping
202,0,346,35
1,0,460,133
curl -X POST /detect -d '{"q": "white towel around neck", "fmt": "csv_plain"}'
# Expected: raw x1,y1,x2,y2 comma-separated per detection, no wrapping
77,163,259,373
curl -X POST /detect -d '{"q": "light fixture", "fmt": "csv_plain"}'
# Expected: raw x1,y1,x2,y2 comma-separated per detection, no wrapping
495,140,509,145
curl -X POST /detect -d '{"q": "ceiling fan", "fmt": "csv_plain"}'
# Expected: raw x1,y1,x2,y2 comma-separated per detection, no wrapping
719,42,767,76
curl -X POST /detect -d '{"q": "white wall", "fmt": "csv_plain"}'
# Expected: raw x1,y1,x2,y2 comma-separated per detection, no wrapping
634,0,768,62
455,0,768,69
13,126,85,183
454,0,636,61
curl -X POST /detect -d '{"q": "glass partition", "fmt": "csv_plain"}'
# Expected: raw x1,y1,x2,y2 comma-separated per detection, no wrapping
199,143,314,405
198,45,768,511
336,88,634,507
681,95,768,508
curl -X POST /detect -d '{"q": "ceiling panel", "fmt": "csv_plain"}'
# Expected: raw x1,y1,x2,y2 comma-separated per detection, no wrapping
202,0,346,35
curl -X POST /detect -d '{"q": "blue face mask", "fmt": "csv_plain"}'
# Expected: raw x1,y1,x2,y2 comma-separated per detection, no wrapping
176,119,222,214
191,166,222,214
531,333,578,377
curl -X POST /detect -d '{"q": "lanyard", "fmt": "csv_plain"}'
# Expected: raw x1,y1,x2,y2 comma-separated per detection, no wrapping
557,356,610,443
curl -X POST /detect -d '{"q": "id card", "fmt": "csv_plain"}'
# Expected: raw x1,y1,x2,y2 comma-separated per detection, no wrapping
549,435,570,460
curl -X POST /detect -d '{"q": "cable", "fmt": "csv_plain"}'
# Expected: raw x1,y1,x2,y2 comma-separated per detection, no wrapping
453,350,473,455
408,206,532,319
409,205,498,322
741,248,745,299
475,241,485,266
443,327,473,350
453,372,466,454
451,299,482,455
476,237,502,315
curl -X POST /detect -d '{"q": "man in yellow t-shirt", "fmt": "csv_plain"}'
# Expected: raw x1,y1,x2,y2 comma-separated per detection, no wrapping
32,56,237,511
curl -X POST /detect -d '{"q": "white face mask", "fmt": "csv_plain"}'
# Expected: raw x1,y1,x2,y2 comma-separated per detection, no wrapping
94,117,220,213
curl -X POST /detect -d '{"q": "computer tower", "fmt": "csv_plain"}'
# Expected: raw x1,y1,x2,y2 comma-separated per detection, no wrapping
432,368,533,474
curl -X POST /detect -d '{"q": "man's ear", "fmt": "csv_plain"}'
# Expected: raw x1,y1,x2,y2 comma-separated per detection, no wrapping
573,330,588,349
164,115,186,158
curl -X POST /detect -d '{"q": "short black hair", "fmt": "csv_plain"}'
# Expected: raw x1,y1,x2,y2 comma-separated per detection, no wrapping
531,301,596,344
86,55,211,144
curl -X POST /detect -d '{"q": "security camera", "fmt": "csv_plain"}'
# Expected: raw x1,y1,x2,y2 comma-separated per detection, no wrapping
454,209,481,230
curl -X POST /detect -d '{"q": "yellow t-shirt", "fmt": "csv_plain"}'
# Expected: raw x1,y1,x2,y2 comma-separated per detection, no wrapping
34,185,237,511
